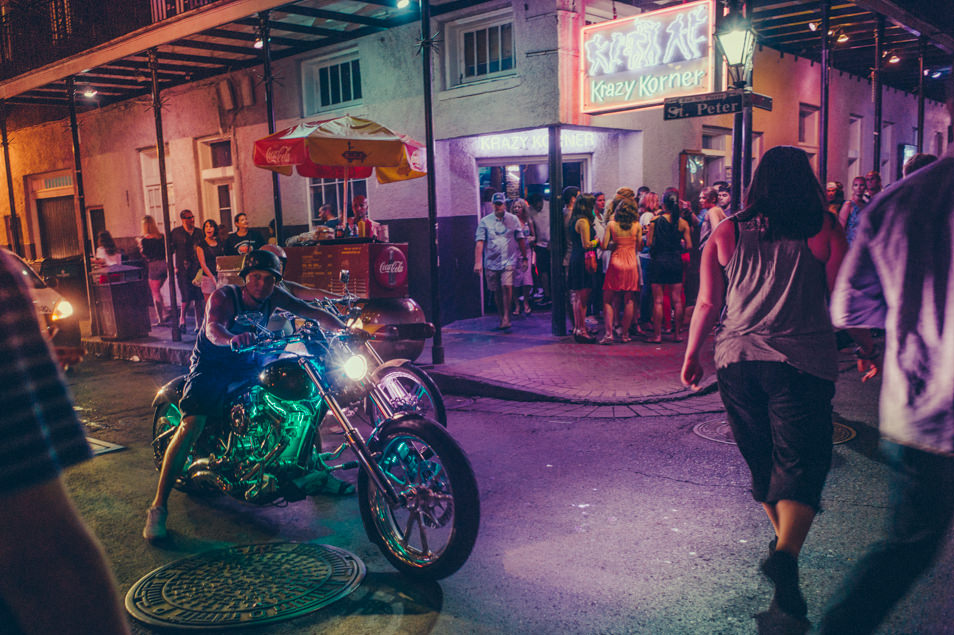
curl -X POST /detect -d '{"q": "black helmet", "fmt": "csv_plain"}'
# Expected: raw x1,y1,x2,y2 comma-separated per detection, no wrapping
240,249,283,281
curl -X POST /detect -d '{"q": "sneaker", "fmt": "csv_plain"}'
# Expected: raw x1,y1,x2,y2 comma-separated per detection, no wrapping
143,506,168,541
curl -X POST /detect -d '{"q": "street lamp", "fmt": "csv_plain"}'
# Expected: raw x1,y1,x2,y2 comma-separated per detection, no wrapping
715,10,756,89
715,8,757,210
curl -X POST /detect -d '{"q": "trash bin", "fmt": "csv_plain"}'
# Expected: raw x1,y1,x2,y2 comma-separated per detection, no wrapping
91,264,150,340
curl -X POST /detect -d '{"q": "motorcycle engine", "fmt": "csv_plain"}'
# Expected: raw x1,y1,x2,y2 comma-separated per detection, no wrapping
224,386,320,502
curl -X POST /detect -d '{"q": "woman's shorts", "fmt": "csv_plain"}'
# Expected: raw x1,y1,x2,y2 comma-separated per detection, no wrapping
200,273,218,295
717,361,835,510
649,256,683,285
147,259,167,282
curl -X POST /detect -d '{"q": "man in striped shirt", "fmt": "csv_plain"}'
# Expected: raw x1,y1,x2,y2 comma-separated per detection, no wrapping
0,250,128,634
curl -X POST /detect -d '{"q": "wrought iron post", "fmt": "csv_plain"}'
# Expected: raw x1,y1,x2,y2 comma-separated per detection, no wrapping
0,100,22,256
66,76,98,335
419,0,444,364
917,37,926,152
259,11,284,245
548,124,566,336
149,49,180,341
872,15,884,173
819,0,831,184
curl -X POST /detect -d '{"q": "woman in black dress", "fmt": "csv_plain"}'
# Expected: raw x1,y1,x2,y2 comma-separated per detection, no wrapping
137,215,168,325
567,193,599,343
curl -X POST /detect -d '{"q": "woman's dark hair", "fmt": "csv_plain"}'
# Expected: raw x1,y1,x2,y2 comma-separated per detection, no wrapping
739,145,826,241
97,230,118,255
203,218,219,237
613,198,638,231
569,193,596,228
661,189,680,216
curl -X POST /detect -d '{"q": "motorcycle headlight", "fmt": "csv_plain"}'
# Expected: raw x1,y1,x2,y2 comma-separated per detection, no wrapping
342,354,368,381
52,299,74,321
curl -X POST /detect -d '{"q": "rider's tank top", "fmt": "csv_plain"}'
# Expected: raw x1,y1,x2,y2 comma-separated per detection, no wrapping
714,216,837,382
189,285,273,372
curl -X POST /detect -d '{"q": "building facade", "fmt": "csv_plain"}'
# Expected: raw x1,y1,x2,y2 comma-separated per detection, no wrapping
0,0,949,323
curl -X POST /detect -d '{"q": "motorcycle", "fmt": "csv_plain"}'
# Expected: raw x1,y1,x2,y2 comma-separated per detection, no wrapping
150,318,479,580
287,270,446,428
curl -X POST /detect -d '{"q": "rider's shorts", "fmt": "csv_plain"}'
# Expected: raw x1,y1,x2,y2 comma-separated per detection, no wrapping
179,365,252,419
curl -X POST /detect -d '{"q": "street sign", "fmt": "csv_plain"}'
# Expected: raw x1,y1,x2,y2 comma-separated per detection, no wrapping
663,90,773,120
664,91,741,120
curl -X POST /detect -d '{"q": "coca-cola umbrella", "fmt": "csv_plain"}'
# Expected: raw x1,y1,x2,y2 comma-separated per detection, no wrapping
253,115,426,226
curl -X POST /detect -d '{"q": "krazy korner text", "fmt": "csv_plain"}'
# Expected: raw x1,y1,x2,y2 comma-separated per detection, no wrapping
590,69,706,103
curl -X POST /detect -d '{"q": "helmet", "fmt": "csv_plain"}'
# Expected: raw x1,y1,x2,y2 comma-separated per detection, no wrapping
260,244,287,268
240,249,283,281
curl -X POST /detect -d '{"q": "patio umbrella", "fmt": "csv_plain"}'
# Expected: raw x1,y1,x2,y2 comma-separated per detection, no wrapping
253,115,426,225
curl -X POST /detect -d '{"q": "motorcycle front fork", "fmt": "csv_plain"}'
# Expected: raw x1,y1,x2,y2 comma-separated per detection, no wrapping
299,359,404,506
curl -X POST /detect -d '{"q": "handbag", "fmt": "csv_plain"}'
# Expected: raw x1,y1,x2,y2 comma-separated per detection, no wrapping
192,269,203,287
584,250,598,273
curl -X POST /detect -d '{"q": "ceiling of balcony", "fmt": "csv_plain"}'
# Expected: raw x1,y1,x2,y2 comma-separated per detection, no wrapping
3,0,952,116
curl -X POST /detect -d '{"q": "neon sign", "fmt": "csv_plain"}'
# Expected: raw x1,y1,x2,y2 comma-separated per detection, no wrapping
474,129,599,156
581,0,715,114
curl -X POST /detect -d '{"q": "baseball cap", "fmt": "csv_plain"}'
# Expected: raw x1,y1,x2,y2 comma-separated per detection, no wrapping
491,192,506,205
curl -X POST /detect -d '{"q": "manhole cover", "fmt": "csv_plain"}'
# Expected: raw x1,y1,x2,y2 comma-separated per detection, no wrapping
832,421,856,444
694,419,857,445
693,419,736,444
126,542,364,629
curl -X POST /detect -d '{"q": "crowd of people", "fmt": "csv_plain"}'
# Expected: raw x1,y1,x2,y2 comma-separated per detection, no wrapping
92,210,267,332
474,180,733,342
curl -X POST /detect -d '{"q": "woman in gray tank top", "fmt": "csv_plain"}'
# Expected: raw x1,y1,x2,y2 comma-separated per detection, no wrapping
680,146,875,624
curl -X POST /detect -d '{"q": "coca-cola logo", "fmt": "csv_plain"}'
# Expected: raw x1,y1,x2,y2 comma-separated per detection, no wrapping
372,245,408,289
265,145,292,164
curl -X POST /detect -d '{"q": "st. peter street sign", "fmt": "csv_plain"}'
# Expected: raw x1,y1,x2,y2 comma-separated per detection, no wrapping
663,90,773,120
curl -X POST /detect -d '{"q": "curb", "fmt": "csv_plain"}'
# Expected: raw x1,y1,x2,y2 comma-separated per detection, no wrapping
425,366,719,406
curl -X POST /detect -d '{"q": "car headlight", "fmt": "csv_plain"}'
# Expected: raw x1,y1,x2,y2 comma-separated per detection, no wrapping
52,299,74,321
342,354,368,381
346,317,363,330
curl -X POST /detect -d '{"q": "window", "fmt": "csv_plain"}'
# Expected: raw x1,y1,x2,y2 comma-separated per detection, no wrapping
445,9,515,87
210,140,232,168
302,52,362,115
847,114,863,172
881,121,895,180
309,177,368,225
798,104,819,146
463,23,513,80
935,131,945,157
701,126,732,185
140,147,175,228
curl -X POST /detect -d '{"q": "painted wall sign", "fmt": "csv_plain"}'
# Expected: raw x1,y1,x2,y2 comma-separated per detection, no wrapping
581,0,715,114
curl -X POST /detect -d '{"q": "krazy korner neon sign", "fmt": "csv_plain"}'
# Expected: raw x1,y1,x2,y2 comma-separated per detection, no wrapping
580,0,714,114
475,129,598,156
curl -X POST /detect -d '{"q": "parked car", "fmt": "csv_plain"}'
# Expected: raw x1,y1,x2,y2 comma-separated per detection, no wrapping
2,248,84,368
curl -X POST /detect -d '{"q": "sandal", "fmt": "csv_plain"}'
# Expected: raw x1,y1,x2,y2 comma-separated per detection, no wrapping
620,335,632,343
599,335,614,345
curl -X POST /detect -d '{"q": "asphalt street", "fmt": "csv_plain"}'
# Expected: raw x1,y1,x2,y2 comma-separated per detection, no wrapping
61,358,954,634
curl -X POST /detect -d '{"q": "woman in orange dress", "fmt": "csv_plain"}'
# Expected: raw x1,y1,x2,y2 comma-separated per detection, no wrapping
600,197,641,344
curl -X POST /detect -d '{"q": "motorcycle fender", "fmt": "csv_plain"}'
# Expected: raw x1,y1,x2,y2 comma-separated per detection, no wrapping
369,358,413,383
152,375,187,409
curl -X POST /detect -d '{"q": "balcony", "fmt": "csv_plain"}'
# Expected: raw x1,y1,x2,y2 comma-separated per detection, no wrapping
0,0,218,82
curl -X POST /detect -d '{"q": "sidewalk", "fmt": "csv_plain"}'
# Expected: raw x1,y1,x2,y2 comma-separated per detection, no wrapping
81,310,716,406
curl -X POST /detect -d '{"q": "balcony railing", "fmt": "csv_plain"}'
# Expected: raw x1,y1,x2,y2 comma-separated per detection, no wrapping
0,0,219,82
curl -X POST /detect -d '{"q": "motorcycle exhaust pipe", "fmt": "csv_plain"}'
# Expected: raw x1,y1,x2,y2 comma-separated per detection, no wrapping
188,467,233,494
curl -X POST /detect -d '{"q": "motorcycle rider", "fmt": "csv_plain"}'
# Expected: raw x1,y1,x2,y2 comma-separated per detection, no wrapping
144,249,353,541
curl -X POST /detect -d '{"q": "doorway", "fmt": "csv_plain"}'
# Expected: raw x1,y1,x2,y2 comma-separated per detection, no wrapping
37,195,79,258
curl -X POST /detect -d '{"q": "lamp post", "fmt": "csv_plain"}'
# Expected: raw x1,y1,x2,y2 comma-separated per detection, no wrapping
715,6,756,212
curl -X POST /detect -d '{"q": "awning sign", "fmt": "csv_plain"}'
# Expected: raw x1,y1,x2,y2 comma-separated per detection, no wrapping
581,0,715,114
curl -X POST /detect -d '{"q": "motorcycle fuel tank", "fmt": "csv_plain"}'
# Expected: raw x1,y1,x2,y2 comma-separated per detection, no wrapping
259,359,315,401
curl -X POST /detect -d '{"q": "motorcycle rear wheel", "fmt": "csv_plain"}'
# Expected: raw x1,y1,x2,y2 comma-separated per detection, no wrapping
367,363,447,428
358,415,479,580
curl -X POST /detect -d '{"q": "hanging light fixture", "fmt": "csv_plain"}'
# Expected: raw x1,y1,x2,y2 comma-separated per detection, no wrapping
81,86,97,98
253,37,264,49
715,9,757,89
396,0,411,8
836,30,849,44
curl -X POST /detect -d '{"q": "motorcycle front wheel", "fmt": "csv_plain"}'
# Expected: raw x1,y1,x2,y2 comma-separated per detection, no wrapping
358,415,479,580
367,363,447,427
